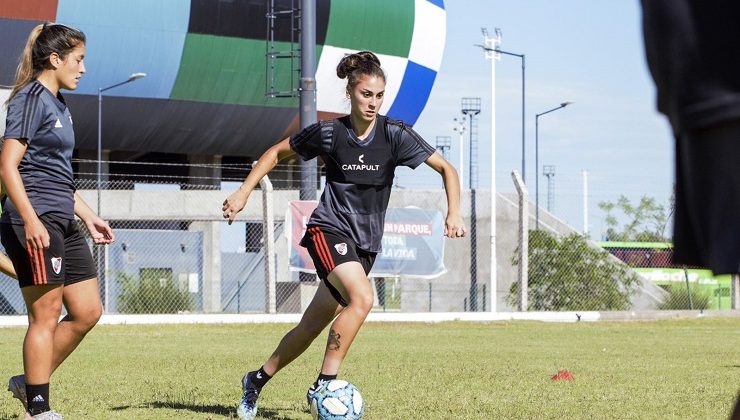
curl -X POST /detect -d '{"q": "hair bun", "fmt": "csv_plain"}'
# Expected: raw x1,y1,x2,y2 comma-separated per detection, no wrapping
336,51,382,79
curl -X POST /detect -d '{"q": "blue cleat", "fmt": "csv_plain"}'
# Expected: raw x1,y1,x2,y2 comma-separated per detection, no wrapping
236,372,260,420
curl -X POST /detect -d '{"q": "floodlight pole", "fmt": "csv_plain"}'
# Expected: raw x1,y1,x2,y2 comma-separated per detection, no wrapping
481,28,501,312
453,118,466,190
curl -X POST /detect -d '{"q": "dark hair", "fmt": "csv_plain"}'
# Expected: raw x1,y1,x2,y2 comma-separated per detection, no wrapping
336,51,386,92
6,22,86,105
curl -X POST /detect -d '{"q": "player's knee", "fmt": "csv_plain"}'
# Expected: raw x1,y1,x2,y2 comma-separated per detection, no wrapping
72,304,102,332
350,291,374,314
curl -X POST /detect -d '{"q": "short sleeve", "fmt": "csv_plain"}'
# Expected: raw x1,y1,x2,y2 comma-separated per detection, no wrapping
3,90,44,142
394,124,435,169
289,120,333,161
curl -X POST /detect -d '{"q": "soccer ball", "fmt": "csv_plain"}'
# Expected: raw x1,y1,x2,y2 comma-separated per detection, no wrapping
309,379,365,420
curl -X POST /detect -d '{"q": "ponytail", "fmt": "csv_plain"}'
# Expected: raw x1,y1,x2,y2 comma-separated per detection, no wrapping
5,23,86,107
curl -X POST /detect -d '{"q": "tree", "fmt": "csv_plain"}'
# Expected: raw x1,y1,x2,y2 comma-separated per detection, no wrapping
508,230,640,311
598,194,671,242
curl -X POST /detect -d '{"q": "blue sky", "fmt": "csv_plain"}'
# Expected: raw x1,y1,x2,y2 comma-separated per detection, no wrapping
397,0,674,239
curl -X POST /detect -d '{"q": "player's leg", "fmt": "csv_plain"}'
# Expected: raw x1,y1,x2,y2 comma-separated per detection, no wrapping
51,278,102,371
263,282,343,375
50,220,101,372
318,261,374,376
21,284,63,415
238,271,342,420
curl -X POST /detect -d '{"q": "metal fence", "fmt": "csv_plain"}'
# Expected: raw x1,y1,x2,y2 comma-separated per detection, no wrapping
0,162,735,315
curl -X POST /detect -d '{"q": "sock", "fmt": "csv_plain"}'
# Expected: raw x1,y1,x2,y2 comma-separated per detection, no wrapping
313,373,337,389
26,383,50,415
251,367,272,390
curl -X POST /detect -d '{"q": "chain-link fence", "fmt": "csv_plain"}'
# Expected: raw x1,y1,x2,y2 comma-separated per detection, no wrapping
0,161,734,315
508,172,736,312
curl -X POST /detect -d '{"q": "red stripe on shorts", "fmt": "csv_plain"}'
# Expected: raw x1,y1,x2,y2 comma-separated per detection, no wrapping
26,243,40,284
38,248,47,284
309,228,332,272
313,227,335,271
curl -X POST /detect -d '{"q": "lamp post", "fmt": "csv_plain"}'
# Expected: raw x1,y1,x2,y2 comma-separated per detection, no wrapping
97,72,146,215
453,118,466,190
535,101,572,229
476,30,526,182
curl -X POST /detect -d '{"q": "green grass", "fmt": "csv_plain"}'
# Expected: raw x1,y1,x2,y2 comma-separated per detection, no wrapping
0,319,738,419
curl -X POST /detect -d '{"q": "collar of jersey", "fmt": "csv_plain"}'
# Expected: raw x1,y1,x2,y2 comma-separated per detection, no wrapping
345,117,378,148
32,80,67,113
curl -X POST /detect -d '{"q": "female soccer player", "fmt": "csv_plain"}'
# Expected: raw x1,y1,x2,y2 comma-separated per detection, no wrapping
222,51,465,419
1,23,114,419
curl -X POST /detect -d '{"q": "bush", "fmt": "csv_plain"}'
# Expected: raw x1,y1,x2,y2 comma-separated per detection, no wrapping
508,230,640,311
658,284,710,310
116,271,193,314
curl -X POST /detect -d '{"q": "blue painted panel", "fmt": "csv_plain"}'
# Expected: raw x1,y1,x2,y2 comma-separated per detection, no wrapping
387,61,437,126
56,0,189,98
426,0,445,10
0,19,41,86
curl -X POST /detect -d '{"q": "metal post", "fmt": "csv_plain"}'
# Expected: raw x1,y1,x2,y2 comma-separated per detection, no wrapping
469,114,477,312
483,28,500,313
299,0,317,201
535,114,539,229
582,170,589,236
462,98,481,311
534,102,572,229
298,0,317,284
97,89,102,216
521,55,526,183
454,118,466,190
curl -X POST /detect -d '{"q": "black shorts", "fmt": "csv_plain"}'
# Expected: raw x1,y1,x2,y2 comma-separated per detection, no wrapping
673,121,740,274
301,225,376,306
1,213,97,288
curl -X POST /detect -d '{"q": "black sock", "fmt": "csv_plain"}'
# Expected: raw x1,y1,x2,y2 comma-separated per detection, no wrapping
26,383,50,415
314,373,337,388
251,367,272,390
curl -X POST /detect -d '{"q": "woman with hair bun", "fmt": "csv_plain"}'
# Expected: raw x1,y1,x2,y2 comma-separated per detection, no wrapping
1,23,114,419
224,50,464,419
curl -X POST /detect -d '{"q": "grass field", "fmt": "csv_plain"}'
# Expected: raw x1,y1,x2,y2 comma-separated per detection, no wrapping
0,318,738,419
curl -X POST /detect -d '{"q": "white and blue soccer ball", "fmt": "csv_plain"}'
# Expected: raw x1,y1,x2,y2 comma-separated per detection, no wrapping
309,379,365,420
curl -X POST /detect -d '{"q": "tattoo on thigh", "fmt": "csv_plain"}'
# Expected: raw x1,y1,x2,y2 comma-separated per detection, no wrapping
328,329,341,351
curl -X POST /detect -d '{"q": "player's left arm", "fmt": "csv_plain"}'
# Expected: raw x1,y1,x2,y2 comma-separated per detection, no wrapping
73,191,115,244
424,152,465,238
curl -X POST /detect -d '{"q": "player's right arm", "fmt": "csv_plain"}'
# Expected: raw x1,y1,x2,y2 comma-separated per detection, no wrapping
222,137,296,224
0,138,49,249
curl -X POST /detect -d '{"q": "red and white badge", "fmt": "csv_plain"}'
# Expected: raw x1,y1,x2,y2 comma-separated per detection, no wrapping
51,257,62,275
334,243,348,256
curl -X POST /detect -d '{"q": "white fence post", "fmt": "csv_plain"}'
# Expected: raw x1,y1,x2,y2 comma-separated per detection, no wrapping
511,170,528,311
260,175,277,314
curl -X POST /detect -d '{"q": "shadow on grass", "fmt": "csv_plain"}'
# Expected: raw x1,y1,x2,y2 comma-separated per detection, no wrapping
112,401,232,416
110,402,302,419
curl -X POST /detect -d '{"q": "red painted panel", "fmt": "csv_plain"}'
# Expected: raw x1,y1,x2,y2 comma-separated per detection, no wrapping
0,0,57,21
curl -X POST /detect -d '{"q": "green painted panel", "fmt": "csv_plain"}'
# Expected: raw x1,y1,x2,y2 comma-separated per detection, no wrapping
324,0,414,57
171,35,323,107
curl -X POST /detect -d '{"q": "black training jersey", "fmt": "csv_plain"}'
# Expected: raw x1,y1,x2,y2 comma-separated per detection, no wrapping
290,115,435,252
642,0,740,135
2,81,76,224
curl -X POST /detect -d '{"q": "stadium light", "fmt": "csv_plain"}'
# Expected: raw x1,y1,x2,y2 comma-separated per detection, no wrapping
535,101,573,229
